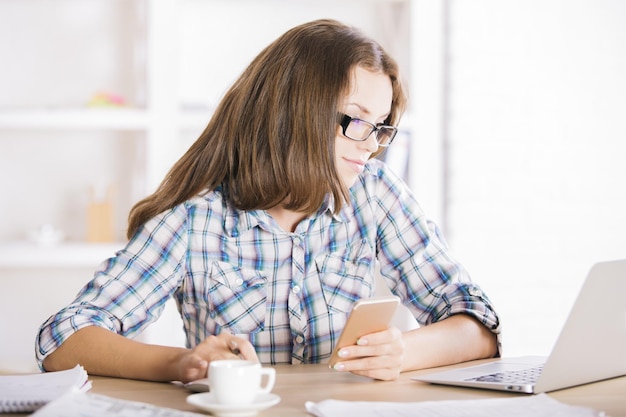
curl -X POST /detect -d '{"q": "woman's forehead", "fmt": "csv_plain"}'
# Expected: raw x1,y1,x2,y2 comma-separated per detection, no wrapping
342,66,393,117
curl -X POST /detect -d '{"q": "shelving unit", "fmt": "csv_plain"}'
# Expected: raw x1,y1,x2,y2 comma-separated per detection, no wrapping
0,242,124,269
0,1,202,258
0,108,150,130
0,0,410,264
0,0,412,371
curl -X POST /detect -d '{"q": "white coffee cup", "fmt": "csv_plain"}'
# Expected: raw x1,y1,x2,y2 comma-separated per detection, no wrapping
208,360,276,405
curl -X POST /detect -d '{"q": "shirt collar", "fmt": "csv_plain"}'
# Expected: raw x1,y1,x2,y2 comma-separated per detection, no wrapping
223,192,349,237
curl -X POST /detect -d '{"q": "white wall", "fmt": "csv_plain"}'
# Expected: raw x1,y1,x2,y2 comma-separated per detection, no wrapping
442,0,626,356
0,267,96,372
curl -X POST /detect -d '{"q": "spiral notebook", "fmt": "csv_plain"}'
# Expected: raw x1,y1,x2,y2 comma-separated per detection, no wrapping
0,365,91,413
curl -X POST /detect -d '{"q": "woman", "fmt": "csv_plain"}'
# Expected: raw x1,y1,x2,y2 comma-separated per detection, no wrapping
37,19,500,383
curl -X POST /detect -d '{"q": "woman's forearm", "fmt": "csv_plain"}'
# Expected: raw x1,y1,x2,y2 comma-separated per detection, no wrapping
402,314,498,372
42,326,188,382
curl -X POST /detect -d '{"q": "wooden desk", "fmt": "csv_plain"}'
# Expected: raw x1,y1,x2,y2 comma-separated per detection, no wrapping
5,362,625,416
86,363,626,416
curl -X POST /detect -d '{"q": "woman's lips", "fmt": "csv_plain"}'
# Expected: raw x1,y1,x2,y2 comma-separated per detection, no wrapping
344,157,366,173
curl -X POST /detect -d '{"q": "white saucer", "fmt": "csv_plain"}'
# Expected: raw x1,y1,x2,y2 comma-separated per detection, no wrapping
186,392,281,417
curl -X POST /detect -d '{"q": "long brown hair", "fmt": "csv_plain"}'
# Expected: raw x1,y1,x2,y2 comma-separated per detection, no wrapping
127,19,407,239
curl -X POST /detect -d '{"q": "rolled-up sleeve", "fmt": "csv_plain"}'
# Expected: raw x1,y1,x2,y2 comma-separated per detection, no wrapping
369,161,501,352
35,205,189,369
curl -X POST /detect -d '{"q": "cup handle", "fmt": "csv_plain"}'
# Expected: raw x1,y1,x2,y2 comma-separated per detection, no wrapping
258,368,276,394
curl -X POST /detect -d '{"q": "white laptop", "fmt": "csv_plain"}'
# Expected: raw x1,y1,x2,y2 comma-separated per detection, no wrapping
413,259,626,393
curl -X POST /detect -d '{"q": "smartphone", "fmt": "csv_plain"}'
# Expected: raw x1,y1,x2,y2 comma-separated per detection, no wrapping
328,295,401,368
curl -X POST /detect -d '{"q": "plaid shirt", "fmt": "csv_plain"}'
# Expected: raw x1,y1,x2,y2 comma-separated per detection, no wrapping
36,159,500,367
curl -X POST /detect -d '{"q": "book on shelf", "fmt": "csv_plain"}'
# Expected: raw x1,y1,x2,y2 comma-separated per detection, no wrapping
0,364,91,413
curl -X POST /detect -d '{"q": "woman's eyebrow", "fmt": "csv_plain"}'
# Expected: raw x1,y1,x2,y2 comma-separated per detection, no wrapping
345,103,390,120
344,102,370,115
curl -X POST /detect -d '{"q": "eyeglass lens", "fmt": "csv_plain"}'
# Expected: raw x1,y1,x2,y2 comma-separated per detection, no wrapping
345,118,396,146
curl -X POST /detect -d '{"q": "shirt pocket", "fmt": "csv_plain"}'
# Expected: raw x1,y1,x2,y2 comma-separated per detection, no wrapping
315,239,375,314
203,261,268,334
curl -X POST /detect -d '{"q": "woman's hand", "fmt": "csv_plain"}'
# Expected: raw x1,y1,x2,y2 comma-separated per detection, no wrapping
331,327,405,381
175,333,259,383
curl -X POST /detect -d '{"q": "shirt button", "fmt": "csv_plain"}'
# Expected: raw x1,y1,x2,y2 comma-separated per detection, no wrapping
292,285,301,294
469,288,483,297
295,335,304,344
235,278,244,286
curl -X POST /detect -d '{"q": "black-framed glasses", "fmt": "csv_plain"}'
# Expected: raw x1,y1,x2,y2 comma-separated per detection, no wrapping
337,113,398,147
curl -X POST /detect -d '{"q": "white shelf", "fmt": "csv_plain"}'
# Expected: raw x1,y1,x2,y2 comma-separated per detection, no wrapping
0,108,150,130
0,242,125,268
0,107,212,132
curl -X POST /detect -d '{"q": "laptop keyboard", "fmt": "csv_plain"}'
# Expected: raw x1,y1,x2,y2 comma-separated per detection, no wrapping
466,365,544,384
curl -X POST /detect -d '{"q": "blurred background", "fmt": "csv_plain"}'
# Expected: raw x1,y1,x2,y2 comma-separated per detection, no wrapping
0,0,624,372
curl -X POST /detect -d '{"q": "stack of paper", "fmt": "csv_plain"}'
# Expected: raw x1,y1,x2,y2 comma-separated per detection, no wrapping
0,365,91,413
32,392,205,417
306,394,604,417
